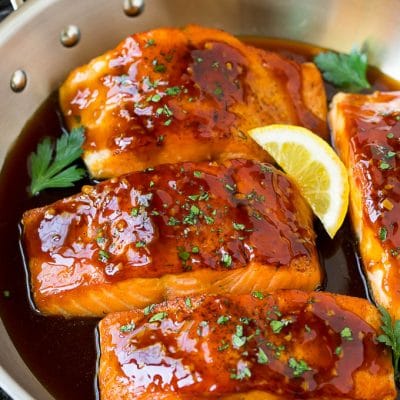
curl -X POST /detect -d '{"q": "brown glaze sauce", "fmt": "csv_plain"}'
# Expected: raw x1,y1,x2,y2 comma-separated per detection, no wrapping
103,292,392,398
0,37,398,400
341,95,400,249
24,159,315,307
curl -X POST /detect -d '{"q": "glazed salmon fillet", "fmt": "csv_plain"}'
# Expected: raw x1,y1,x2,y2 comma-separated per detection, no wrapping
22,159,321,317
98,291,396,400
59,25,327,179
330,91,400,318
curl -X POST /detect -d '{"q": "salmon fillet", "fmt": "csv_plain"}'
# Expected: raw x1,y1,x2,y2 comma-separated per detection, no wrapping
59,25,327,179
98,291,396,400
330,91,400,318
22,159,321,317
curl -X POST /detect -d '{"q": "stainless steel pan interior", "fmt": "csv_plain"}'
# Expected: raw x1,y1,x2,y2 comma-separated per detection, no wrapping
0,0,399,398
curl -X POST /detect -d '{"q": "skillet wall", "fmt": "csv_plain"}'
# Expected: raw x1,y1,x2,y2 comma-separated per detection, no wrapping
0,0,399,398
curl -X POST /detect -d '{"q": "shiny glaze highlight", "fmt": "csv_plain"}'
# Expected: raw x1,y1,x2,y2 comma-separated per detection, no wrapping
98,291,395,399
22,159,318,315
331,91,400,317
60,25,327,178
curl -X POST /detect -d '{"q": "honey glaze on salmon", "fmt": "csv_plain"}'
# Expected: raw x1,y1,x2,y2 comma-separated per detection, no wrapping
22,159,320,317
0,38,398,400
343,93,400,248
98,291,396,399
331,91,400,317
59,25,327,178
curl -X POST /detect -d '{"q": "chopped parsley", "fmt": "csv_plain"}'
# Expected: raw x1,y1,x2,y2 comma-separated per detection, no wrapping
193,171,202,178
183,207,199,225
257,347,269,364
149,312,168,322
387,132,394,139
98,250,110,263
288,357,312,377
165,86,181,96
380,161,391,170
252,291,264,300
149,93,162,102
218,341,230,352
225,183,235,192
167,216,180,226
214,84,223,97
232,325,246,348
135,241,146,248
340,327,353,341
270,318,293,334
144,38,156,47
335,346,343,356
233,222,245,231
185,298,192,309
379,226,388,241
190,205,200,215
387,151,396,158
131,207,139,217
178,249,191,262
260,164,273,173
96,234,105,246
153,60,166,73
221,252,232,268
217,315,230,325
119,321,135,333
204,215,214,224
156,104,173,117
143,304,155,315
143,76,159,89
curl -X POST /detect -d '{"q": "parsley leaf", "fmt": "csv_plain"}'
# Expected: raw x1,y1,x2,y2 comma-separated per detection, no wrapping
340,327,353,341
217,315,230,325
119,321,135,333
377,305,400,377
288,357,312,377
149,311,168,323
28,126,86,195
314,48,370,92
257,347,269,364
270,318,293,334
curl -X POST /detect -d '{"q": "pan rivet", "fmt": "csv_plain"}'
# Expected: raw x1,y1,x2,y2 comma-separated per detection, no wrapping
10,69,27,92
60,25,81,47
123,0,144,16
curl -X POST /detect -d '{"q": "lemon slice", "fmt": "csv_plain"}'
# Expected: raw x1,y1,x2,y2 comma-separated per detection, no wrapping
249,124,349,238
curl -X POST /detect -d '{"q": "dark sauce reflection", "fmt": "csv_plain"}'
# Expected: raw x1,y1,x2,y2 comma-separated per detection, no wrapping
0,38,398,400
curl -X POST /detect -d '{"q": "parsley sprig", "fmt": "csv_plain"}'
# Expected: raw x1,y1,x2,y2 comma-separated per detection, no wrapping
314,48,370,92
377,305,400,377
28,127,86,196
